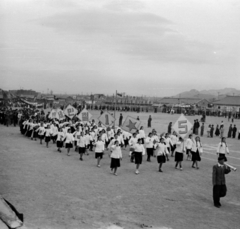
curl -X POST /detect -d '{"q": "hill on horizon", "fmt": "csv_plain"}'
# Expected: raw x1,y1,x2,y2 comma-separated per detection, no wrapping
173,88,240,100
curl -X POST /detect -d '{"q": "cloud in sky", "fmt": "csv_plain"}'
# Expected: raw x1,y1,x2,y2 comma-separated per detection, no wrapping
0,0,239,96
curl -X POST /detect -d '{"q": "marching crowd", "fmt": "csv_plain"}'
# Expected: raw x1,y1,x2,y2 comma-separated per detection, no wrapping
16,113,235,176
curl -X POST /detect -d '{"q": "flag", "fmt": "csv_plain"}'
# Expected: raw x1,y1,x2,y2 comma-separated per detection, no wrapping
77,108,92,122
121,116,141,133
98,111,115,127
64,104,77,119
116,92,123,98
56,108,65,120
48,109,57,119
172,114,193,138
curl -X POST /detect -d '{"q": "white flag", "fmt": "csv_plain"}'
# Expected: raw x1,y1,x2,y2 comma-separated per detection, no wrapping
64,105,78,119
77,108,92,122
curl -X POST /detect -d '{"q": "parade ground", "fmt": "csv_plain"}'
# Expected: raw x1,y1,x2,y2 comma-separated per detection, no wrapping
0,111,240,229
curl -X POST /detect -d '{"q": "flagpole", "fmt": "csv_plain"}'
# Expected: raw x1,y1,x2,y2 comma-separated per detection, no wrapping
114,90,117,128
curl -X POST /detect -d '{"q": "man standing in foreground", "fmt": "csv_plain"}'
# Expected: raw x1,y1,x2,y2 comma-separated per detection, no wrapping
212,156,231,208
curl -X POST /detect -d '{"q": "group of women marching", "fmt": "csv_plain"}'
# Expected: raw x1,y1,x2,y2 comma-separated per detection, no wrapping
19,117,232,176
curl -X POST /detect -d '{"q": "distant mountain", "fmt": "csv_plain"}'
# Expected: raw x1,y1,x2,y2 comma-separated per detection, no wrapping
174,88,240,100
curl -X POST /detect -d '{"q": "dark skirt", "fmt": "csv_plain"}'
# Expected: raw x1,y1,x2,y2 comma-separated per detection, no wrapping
57,141,63,148
45,136,51,143
219,153,227,162
157,155,166,163
175,152,183,162
147,148,154,156
110,158,121,168
191,150,201,162
33,131,38,139
65,143,73,148
52,135,57,142
79,147,86,154
95,152,103,159
39,135,44,140
124,139,129,147
27,130,32,137
135,152,142,164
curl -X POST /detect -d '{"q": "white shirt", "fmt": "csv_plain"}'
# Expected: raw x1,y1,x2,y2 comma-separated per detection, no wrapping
165,137,172,148
94,140,105,153
44,129,52,137
110,145,122,159
37,126,45,136
51,126,58,136
57,132,65,141
139,129,145,138
145,137,154,148
185,138,193,150
77,135,87,147
170,135,178,145
129,137,138,146
134,143,145,155
217,142,229,154
155,143,169,156
191,141,202,153
175,141,185,153
65,133,74,143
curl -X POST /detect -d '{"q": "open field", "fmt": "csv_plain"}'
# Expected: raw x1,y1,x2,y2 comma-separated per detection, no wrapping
0,111,240,229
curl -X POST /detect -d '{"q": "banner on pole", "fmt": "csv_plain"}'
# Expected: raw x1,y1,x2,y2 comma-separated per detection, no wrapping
64,105,77,119
172,114,193,138
121,116,141,133
98,111,115,127
77,108,92,122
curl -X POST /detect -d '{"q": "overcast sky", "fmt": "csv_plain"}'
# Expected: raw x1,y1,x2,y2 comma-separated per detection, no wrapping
0,0,240,96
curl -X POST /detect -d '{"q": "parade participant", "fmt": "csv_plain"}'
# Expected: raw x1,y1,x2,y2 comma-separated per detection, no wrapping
191,136,203,169
133,138,145,174
110,140,122,176
56,128,65,152
170,131,178,157
94,135,105,167
44,124,52,148
145,133,154,162
73,126,81,152
84,130,91,154
175,137,185,170
216,137,229,161
147,115,152,128
51,122,58,143
101,129,109,147
212,155,231,208
36,122,45,144
64,128,75,156
31,120,39,141
77,132,87,161
154,137,169,172
122,130,131,148
164,133,172,161
139,126,146,144
129,132,138,163
185,134,193,161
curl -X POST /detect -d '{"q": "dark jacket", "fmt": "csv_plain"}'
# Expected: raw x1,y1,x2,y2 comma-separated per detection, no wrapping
212,164,231,186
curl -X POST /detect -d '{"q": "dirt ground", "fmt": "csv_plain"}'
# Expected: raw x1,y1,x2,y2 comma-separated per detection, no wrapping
0,111,240,229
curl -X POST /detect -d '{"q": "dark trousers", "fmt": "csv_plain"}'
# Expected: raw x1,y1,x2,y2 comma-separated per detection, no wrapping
213,184,227,205
147,148,154,161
